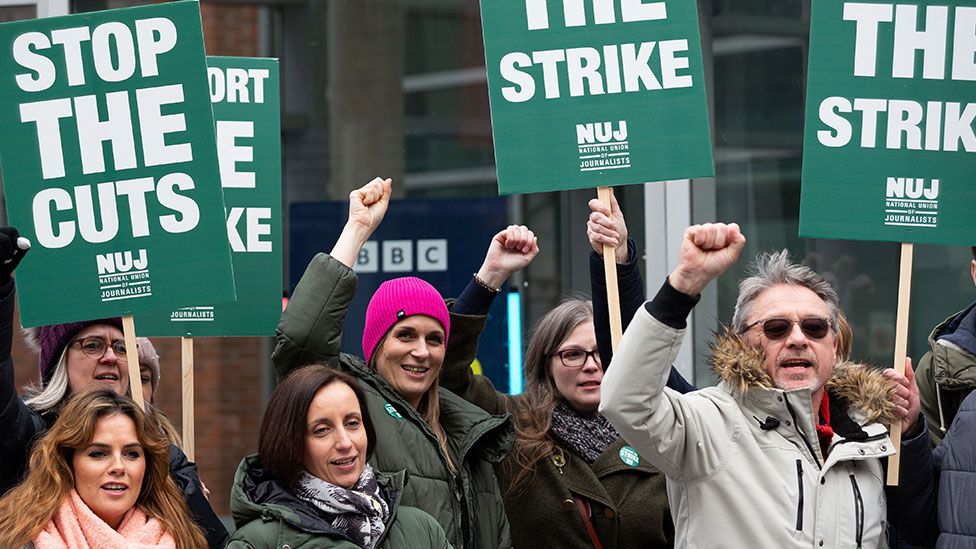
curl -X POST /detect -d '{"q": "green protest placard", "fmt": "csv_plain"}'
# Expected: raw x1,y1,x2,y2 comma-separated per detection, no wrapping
0,0,235,327
800,0,976,245
480,0,714,195
138,57,281,337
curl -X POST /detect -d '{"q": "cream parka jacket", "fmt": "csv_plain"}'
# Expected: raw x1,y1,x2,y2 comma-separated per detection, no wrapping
601,286,898,549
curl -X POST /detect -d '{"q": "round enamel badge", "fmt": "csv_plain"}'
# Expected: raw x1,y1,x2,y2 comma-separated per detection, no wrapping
384,402,403,419
619,446,640,467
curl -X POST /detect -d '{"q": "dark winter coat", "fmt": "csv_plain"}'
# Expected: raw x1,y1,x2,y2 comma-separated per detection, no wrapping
888,391,976,548
0,280,229,548
272,253,513,549
228,455,451,549
916,302,976,445
441,312,674,548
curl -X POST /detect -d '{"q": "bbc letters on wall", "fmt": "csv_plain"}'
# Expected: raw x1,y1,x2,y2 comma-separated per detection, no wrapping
800,0,976,245
138,57,282,337
480,0,714,195
0,1,235,327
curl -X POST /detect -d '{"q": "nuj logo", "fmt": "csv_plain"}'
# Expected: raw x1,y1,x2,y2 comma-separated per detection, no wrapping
885,177,939,200
96,249,148,275
576,121,628,145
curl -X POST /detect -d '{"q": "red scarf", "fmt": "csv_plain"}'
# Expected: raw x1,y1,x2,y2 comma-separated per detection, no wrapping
816,393,834,459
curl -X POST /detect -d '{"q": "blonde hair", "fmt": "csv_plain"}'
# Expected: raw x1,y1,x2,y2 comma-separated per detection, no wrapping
0,390,205,548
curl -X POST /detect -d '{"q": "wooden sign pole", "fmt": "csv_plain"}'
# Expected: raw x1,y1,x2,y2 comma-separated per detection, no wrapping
886,242,913,486
121,316,145,410
182,336,195,462
597,186,623,351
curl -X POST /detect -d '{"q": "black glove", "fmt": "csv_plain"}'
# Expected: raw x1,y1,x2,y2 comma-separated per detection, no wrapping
0,227,30,283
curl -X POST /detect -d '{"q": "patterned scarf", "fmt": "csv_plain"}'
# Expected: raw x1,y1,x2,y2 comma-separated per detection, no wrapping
294,465,390,549
549,400,620,464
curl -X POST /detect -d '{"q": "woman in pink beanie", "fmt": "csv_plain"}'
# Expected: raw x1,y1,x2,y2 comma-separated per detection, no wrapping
272,178,513,549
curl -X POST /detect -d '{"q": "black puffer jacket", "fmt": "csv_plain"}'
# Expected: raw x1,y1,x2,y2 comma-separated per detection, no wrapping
0,280,229,548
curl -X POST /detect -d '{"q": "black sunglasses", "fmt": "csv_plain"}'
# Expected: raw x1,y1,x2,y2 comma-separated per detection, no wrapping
740,317,831,340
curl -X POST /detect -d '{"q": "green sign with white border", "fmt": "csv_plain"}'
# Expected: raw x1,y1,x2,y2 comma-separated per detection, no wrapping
0,0,235,327
800,0,976,245
480,0,714,195
138,56,281,337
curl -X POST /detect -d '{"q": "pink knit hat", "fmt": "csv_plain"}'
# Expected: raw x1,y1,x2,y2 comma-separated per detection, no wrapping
362,277,450,365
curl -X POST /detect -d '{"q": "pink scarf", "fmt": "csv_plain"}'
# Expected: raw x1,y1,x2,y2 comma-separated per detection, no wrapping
34,490,176,549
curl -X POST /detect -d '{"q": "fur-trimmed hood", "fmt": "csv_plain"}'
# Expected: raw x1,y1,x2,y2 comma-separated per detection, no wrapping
709,328,897,425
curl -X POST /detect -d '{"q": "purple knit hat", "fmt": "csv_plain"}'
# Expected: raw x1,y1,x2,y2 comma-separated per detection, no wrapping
22,318,125,385
362,277,450,365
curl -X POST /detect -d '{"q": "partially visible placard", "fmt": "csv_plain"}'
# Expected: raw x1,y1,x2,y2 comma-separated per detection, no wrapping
800,0,976,245
138,56,281,337
480,0,714,195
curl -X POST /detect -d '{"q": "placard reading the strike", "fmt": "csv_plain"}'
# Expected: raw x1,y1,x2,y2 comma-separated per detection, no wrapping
480,0,714,195
138,57,281,337
800,0,976,245
0,0,235,327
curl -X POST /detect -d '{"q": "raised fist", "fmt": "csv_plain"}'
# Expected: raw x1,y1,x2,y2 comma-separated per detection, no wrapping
477,225,539,289
668,223,746,296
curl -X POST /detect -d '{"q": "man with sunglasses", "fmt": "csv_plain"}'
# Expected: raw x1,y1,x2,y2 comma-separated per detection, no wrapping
601,222,920,548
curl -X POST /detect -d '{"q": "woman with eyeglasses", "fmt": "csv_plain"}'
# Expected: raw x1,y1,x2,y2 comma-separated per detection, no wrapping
439,222,696,548
0,227,228,547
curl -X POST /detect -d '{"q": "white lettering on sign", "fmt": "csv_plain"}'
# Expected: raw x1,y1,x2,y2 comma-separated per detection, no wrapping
226,207,272,252
208,67,270,103
30,174,199,249
817,97,976,152
217,121,255,189
843,3,976,81
19,84,192,179
417,239,448,272
501,39,692,102
524,0,666,31
12,17,178,92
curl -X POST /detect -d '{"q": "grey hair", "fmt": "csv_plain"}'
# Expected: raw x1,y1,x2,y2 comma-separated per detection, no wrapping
731,249,840,333
22,348,70,414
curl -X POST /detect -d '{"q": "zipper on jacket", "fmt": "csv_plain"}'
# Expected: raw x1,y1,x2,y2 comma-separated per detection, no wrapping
784,399,821,467
795,460,804,531
850,474,863,548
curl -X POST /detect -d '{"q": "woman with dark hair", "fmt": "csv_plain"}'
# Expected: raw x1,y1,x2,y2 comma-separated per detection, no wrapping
438,216,699,547
0,226,227,547
273,178,512,549
229,364,450,548
0,389,206,548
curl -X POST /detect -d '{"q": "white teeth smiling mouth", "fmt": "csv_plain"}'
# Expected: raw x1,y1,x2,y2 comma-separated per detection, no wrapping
331,457,357,466
401,365,429,374
101,483,127,492
95,373,119,381
781,359,813,368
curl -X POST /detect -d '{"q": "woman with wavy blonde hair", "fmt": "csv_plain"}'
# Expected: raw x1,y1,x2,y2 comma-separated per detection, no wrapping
0,389,205,548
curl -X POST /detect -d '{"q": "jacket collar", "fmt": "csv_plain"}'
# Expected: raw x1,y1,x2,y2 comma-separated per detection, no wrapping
231,454,406,542
347,357,515,463
928,305,976,390
709,329,897,429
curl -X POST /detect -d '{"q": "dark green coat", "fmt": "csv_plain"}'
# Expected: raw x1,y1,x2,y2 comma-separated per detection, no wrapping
228,455,451,549
272,253,513,549
917,307,976,445
441,312,674,548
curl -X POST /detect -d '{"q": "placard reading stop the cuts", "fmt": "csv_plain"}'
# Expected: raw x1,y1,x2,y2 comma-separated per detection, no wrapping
480,0,713,195
0,0,235,327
